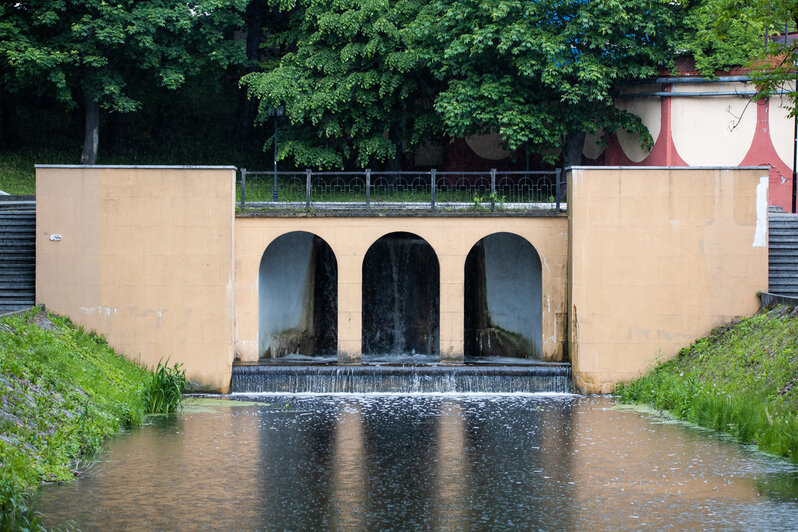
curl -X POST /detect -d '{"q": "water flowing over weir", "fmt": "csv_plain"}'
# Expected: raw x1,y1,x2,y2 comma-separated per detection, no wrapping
230,364,573,394
362,232,439,356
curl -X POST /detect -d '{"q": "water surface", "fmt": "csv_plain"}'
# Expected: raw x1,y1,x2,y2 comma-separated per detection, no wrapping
37,395,798,530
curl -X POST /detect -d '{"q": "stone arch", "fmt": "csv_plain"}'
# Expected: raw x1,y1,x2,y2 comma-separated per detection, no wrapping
464,232,542,359
259,231,337,359
361,231,440,358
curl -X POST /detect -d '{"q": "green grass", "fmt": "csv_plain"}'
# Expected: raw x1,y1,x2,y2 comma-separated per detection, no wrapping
0,308,184,530
144,361,186,414
617,305,798,462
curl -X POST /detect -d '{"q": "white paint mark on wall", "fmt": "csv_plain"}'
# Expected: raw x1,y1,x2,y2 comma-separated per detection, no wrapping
80,306,118,316
753,176,768,247
540,253,551,272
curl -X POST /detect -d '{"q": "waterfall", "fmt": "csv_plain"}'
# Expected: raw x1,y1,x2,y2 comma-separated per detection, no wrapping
230,365,573,394
362,233,440,356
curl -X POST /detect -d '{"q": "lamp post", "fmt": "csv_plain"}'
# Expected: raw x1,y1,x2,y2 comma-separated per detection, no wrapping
268,105,285,202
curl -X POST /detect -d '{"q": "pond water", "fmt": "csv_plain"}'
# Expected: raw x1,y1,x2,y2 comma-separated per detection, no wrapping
37,394,798,530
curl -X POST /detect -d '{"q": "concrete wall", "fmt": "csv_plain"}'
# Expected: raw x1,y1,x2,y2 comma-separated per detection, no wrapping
36,166,236,392
235,216,569,364
568,166,769,393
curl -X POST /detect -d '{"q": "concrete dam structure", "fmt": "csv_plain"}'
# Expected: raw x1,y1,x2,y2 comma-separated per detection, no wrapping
35,166,768,393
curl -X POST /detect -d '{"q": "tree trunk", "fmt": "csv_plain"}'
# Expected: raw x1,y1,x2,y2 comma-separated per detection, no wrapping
562,130,585,170
234,0,269,142
1,93,20,149
80,93,100,165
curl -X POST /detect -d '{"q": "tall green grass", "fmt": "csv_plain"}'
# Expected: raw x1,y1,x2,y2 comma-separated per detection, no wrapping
617,305,798,461
144,361,186,414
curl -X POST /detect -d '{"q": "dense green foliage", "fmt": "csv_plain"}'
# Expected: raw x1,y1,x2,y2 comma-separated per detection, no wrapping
685,0,796,112
0,308,184,530
0,0,795,177
680,0,774,76
242,0,438,169
618,305,798,462
0,0,249,163
244,0,683,168
410,0,681,162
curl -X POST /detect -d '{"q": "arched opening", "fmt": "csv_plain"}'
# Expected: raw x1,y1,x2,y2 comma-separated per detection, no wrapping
259,231,337,360
464,232,542,360
362,232,440,360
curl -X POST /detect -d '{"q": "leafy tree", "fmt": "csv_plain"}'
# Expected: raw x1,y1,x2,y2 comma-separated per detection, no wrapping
0,1,248,164
680,0,773,76
409,0,684,167
242,0,440,170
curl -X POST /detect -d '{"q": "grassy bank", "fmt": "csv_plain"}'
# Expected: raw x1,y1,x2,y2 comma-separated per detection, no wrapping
618,305,798,462
0,307,184,529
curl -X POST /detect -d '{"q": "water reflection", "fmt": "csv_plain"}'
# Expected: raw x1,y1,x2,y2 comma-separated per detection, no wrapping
36,396,798,530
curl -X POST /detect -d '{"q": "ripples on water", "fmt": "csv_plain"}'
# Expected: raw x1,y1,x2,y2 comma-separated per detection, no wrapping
36,395,798,530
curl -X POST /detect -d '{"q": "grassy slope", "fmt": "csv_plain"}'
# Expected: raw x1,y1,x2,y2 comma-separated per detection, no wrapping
618,305,798,462
0,308,151,526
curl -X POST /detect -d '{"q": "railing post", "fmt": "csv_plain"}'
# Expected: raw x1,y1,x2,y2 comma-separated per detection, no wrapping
430,169,437,211
365,169,371,211
240,168,246,208
305,169,312,211
555,168,562,212
490,168,496,211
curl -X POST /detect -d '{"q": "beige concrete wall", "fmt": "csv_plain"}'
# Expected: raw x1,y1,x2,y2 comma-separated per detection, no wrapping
568,166,769,393
234,216,569,363
36,166,236,392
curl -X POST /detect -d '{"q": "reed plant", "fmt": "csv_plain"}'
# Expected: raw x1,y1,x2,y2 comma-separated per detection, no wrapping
143,361,186,414
618,305,798,462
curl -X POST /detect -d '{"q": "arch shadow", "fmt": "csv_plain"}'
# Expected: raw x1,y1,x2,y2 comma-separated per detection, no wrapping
464,232,542,360
259,231,337,359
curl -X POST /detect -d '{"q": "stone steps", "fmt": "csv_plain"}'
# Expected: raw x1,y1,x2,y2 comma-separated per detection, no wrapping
769,209,798,297
0,199,36,314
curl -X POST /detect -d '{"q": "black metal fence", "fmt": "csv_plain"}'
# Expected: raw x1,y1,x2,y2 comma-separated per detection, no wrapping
237,169,565,212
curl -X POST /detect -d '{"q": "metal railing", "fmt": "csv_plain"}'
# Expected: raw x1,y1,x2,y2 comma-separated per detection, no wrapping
237,169,565,213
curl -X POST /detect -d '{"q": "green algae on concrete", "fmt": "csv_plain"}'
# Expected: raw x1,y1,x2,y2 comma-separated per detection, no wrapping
617,305,798,462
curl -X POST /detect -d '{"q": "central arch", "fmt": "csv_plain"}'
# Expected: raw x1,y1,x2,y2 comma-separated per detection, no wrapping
361,231,440,359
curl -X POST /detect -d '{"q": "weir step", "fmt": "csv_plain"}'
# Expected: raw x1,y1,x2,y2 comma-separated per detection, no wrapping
230,364,574,394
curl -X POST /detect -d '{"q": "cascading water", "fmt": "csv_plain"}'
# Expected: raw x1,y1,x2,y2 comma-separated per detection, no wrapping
230,364,573,394
362,232,439,356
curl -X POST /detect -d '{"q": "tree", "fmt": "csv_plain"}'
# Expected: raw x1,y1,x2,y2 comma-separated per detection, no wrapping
689,0,796,111
409,0,684,168
680,0,774,76
242,0,441,170
0,1,248,164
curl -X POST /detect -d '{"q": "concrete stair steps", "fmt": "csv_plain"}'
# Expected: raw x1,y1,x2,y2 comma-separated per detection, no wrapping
0,293,35,302
0,304,34,314
0,206,36,312
768,211,798,296
0,281,35,290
